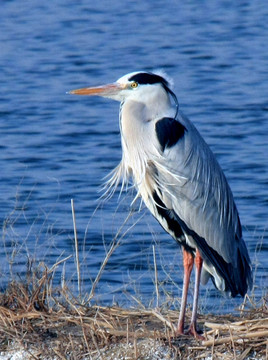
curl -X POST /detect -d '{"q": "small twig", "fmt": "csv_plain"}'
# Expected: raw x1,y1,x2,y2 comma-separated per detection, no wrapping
53,349,66,360
152,245,159,308
80,317,91,355
71,199,81,298
151,309,176,333
61,261,66,290
237,347,252,360
68,333,75,357
123,290,146,309
24,348,40,360
211,332,215,359
87,210,135,303
47,254,73,274
133,331,138,359
90,329,103,360
228,325,237,360
127,317,129,345
202,330,268,346
87,240,119,303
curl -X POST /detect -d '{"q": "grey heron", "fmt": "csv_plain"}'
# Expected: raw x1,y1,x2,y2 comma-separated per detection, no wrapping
69,71,252,338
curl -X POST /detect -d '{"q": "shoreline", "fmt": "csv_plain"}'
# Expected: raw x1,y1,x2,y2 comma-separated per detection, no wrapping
0,280,266,359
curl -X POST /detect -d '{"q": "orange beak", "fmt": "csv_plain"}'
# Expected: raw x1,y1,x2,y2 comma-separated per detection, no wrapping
68,83,125,97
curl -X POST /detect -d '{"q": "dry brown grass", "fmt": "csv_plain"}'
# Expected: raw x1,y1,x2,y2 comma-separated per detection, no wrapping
1,200,267,359
0,267,266,360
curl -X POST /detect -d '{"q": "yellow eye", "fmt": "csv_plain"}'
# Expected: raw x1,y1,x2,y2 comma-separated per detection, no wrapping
131,81,138,88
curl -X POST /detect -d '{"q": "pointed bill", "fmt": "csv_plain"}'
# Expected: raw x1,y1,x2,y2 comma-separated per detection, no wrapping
68,83,125,96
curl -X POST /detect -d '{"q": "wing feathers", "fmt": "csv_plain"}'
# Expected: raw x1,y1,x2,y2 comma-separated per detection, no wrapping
150,112,252,296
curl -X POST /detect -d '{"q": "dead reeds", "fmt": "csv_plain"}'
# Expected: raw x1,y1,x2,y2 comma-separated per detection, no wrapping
0,199,267,359
0,268,266,359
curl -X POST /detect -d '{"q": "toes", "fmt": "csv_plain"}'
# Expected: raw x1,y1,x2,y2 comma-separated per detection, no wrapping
186,325,205,340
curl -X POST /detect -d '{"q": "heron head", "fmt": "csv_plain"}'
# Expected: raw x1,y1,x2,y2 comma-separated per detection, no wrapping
69,71,177,105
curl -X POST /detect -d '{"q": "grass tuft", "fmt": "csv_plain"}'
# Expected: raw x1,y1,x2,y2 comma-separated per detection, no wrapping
0,260,266,359
0,193,267,359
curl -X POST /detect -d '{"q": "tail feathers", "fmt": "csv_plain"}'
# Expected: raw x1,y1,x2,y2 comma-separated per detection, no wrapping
200,238,252,297
231,240,253,296
170,210,252,297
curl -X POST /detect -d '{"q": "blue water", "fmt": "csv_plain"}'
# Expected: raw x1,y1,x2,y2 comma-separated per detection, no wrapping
0,1,267,312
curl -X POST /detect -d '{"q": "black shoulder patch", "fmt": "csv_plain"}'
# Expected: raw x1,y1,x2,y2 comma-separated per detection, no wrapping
155,117,186,151
128,72,169,87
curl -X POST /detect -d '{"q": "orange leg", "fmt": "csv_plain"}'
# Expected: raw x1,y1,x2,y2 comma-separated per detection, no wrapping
176,248,194,335
187,250,204,339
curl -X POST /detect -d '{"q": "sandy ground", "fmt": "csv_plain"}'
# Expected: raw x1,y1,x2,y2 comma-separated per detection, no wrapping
0,281,266,359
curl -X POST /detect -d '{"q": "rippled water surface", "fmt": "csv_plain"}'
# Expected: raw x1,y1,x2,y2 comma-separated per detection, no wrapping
1,1,267,312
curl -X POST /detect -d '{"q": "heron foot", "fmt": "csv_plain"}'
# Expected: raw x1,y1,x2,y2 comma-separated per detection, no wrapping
175,323,204,340
185,323,205,340
175,329,184,337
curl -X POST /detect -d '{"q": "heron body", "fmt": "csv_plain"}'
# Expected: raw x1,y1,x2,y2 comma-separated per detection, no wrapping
69,71,252,338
